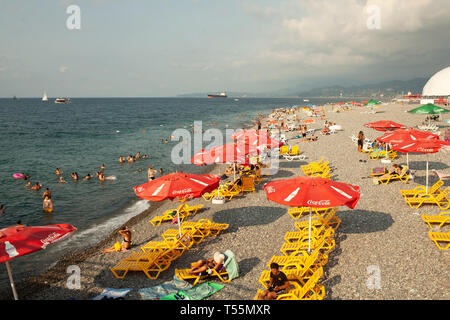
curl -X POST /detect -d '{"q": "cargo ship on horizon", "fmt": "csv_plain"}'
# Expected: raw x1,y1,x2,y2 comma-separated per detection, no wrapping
207,92,227,98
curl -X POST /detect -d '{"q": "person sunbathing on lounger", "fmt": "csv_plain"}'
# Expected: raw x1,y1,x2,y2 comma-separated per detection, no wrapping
189,252,226,275
373,164,408,184
432,169,450,180
103,226,132,253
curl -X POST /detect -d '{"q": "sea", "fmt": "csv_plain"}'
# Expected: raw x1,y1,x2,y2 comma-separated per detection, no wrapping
0,97,343,289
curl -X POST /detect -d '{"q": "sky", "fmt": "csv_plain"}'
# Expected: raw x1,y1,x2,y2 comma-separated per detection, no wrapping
1,0,450,97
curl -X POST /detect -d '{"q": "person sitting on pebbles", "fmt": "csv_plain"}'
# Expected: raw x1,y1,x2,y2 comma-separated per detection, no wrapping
103,226,132,253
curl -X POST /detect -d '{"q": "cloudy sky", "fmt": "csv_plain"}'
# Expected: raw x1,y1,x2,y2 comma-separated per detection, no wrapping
1,0,450,97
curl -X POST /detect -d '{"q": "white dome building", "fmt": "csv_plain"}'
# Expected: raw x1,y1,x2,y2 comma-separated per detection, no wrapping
422,66,450,97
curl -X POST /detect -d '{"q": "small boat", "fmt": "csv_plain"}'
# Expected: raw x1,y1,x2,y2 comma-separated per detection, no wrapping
234,98,239,101
54,98,71,104
42,92,48,101
303,99,310,102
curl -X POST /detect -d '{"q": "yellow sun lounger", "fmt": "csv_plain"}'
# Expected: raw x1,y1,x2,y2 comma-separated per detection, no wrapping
149,204,204,226
373,166,410,185
110,251,172,279
162,227,209,245
275,267,325,300
284,224,335,243
249,168,265,185
404,187,450,210
311,167,332,179
369,150,397,160
421,211,450,229
428,231,450,250
294,210,341,231
302,162,330,176
259,249,322,289
180,219,229,237
280,229,335,256
400,180,444,199
141,232,194,255
278,145,290,156
287,207,334,220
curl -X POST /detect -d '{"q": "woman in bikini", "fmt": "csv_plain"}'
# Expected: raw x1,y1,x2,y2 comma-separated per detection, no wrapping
103,226,132,252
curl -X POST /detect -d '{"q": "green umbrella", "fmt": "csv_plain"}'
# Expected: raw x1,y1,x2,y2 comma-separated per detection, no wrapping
408,103,450,126
364,99,381,106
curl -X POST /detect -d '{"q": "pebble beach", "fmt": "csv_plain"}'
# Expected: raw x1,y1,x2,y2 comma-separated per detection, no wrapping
4,101,449,300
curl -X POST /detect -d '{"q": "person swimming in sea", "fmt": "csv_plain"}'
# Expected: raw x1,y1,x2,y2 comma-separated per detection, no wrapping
71,172,79,181
83,174,92,181
55,168,62,175
58,176,67,183
98,171,105,181
31,182,42,190
24,181,32,189
0,205,5,214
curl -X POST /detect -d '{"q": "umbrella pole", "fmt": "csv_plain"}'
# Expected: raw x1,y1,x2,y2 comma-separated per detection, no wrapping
407,153,409,167
5,261,19,300
426,156,429,193
308,207,312,254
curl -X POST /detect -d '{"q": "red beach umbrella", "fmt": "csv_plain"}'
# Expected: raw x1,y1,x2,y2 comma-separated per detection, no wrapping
133,172,220,202
190,148,213,166
377,129,439,144
264,176,360,252
377,129,440,166
364,120,407,132
0,223,77,300
133,172,220,236
390,139,450,192
231,130,269,141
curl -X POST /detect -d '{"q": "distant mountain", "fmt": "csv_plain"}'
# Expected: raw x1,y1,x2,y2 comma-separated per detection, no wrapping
297,77,428,98
176,77,429,99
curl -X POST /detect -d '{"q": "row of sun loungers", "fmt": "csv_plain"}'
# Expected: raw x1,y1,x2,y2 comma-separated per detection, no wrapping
254,207,341,300
149,203,204,226
301,157,332,179
110,219,229,279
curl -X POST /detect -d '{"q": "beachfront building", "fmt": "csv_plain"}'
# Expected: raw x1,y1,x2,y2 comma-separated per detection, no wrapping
421,66,450,105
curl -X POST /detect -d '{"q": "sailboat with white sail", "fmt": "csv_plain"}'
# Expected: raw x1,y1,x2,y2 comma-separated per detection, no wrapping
42,92,48,101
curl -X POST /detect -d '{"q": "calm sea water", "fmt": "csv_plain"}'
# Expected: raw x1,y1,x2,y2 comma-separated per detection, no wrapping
0,97,339,288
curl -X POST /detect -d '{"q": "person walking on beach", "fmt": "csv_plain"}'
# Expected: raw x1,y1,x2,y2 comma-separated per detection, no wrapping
148,165,157,181
357,131,365,153
258,263,290,300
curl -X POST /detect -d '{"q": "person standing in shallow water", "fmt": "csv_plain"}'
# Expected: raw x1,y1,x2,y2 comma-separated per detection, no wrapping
148,165,156,181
